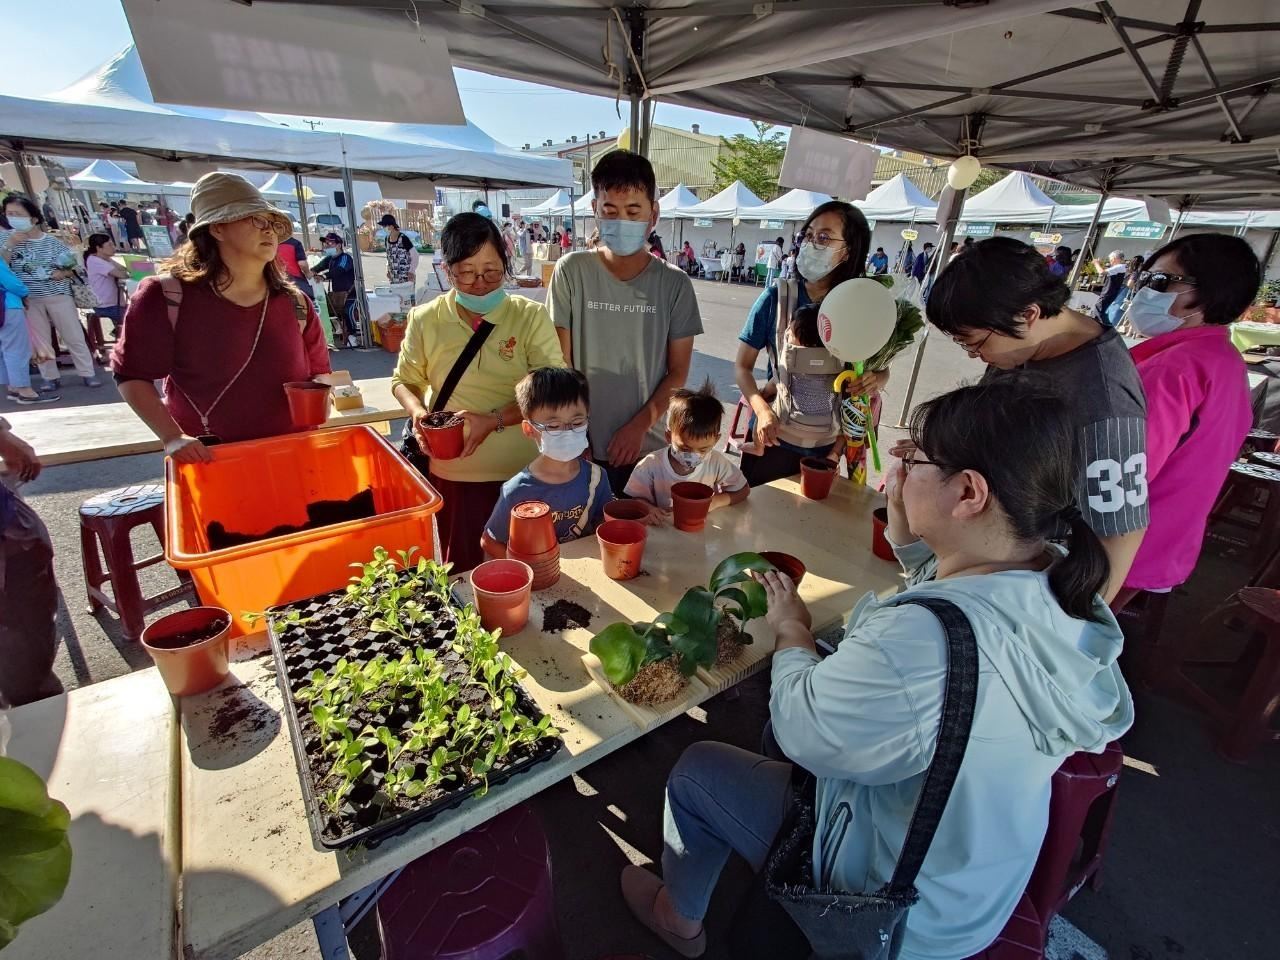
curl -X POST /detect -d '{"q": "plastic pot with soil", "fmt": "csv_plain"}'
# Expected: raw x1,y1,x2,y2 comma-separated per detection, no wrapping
799,457,837,500
418,411,465,460
141,606,232,696
263,547,560,850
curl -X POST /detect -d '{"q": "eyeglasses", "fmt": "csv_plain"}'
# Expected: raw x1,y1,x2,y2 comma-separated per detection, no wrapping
901,454,947,474
528,417,588,434
451,267,506,285
801,230,846,249
246,214,289,238
949,329,994,356
1136,270,1197,293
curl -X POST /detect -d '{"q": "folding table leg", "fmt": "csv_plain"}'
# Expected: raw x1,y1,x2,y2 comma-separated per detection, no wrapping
311,867,404,960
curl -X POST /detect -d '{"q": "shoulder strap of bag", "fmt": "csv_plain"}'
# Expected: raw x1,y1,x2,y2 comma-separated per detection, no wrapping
158,275,183,329
883,596,979,895
431,318,495,413
570,462,604,539
764,278,795,375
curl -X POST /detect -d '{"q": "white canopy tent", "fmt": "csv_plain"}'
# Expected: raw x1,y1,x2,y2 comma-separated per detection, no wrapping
520,190,571,215
67,158,156,193
749,188,833,223
546,190,595,218
659,184,700,220
676,181,763,220
856,174,938,223
959,172,1057,224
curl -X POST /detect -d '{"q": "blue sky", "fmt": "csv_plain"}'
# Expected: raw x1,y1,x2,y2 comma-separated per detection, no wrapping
5,1,762,147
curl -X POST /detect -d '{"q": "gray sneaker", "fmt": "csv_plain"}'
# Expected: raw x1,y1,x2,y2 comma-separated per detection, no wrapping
84,377,103,388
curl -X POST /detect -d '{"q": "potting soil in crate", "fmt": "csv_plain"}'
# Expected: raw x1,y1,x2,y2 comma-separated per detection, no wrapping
265,581,561,850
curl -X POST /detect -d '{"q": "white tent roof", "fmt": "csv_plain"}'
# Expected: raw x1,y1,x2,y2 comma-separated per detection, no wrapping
677,181,763,220
749,188,832,222
0,47,570,189
659,184,701,219
960,172,1057,223
67,158,156,192
855,174,937,222
547,190,595,217
521,190,570,214
258,172,314,201
265,1,1279,204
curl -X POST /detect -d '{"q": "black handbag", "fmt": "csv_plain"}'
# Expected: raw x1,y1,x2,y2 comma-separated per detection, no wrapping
399,319,496,474
730,596,979,960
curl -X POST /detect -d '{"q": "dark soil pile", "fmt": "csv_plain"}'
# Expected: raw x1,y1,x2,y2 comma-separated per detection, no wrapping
715,618,749,667
542,599,593,633
146,615,230,649
422,411,462,429
207,488,376,550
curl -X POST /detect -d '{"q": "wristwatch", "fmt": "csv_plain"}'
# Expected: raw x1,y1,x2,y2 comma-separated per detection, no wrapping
490,408,504,433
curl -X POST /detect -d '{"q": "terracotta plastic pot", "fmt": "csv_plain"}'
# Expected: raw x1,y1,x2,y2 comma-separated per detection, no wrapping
871,507,896,562
603,499,649,523
283,381,332,430
471,559,533,634
507,544,561,591
141,606,232,697
509,500,558,555
420,413,465,460
596,519,647,580
671,481,714,532
800,457,837,501
760,551,807,586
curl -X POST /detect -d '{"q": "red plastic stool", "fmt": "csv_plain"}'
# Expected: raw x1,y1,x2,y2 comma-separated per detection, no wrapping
79,484,193,641
376,803,563,960
963,893,1043,959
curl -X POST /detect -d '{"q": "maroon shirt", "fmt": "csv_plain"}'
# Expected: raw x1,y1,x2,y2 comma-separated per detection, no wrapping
112,277,331,442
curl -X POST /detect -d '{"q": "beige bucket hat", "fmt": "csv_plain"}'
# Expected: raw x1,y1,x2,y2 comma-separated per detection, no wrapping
188,172,291,235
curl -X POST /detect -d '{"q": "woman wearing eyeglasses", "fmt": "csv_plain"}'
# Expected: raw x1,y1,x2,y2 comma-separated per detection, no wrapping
1114,234,1261,610
111,173,331,464
392,212,566,572
733,201,886,486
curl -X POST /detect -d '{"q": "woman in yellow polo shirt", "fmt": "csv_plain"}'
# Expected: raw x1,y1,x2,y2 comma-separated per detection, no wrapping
392,212,566,571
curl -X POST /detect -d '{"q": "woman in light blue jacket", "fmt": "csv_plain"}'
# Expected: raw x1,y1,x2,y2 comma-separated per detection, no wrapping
0,257,52,404
621,379,1134,960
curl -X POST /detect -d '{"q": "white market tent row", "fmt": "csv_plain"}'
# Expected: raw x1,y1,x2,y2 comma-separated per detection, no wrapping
749,188,833,223
520,190,571,215
258,172,314,202
856,174,937,223
958,171,1056,224
270,1,1279,207
67,158,158,194
0,46,571,190
659,183,700,219
546,190,595,218
675,180,763,220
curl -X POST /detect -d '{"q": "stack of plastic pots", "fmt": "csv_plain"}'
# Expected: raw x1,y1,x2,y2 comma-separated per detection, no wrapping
507,500,560,589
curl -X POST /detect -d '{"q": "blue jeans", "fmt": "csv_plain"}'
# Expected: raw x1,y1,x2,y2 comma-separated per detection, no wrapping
662,741,793,922
0,306,32,390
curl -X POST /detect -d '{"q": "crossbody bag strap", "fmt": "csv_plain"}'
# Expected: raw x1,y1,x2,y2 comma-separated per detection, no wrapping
431,319,495,413
570,462,604,539
764,278,795,377
884,596,980,894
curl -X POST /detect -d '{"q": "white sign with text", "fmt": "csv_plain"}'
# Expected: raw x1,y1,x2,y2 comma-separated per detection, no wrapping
780,127,878,200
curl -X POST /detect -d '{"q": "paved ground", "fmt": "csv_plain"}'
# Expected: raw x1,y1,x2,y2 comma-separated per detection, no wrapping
14,272,1278,959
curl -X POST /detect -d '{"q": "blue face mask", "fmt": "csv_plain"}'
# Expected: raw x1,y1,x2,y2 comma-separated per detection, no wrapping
323,246,337,256
597,218,650,256
455,286,507,315
475,205,494,219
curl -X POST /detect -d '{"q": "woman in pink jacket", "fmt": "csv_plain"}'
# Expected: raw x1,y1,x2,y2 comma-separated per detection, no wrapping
1116,233,1262,608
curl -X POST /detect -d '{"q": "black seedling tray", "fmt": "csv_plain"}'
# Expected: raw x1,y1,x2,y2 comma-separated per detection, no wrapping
265,584,561,851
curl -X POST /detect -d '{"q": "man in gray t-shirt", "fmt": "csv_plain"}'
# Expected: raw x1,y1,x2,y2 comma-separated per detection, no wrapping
549,151,702,489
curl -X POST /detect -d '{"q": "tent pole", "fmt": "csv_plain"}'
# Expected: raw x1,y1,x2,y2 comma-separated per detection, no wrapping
1170,202,1191,240
293,168,311,248
629,95,641,155
1067,189,1108,289
895,190,966,428
338,135,371,348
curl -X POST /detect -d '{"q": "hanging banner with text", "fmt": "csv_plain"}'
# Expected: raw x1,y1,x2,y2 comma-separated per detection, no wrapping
956,222,996,237
693,218,714,228
779,127,878,200
1104,220,1167,240
121,0,464,124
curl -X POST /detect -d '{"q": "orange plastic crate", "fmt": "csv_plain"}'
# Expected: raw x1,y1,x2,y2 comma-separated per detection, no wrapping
165,425,442,636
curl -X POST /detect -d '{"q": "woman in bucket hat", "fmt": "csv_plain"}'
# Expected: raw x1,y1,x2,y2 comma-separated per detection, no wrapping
111,172,331,463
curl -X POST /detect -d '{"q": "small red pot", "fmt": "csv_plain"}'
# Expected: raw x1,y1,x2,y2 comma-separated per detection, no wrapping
603,499,649,523
871,507,895,562
760,551,807,586
509,500,558,555
141,606,232,697
596,519,647,580
420,413,465,460
799,457,837,500
671,481,714,532
507,543,561,590
283,381,332,430
471,559,533,635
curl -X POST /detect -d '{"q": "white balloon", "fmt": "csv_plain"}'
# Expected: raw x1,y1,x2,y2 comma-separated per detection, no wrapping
947,155,982,190
817,278,897,364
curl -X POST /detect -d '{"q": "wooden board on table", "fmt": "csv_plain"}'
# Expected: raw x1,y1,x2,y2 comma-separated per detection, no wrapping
2,668,177,960
582,652,711,731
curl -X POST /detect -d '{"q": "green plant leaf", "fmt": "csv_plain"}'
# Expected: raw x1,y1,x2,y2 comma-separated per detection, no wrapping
709,552,772,594
669,587,721,673
589,622,648,686
726,580,768,621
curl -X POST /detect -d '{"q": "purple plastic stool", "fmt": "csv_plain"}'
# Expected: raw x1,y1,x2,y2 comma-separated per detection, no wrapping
376,803,563,960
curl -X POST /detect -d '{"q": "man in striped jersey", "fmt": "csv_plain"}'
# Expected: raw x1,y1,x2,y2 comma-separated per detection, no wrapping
925,237,1148,602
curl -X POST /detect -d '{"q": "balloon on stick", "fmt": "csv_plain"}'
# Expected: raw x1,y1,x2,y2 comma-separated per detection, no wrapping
947,155,982,190
818,278,898,366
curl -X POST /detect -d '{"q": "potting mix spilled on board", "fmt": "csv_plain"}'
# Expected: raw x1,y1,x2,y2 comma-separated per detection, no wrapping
542,599,593,633
263,547,561,848
206,488,377,551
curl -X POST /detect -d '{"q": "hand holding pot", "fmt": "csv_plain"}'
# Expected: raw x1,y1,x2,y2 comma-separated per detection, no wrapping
752,569,812,631
454,410,497,458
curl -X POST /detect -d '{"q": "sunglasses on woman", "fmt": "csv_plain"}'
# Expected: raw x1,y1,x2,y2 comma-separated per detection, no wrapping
1135,270,1197,293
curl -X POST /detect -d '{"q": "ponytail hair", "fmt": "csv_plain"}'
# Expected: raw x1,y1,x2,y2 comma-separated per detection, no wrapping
908,379,1110,621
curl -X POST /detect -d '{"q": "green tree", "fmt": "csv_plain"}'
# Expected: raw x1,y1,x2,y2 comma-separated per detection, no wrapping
711,122,787,201
967,168,1005,195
